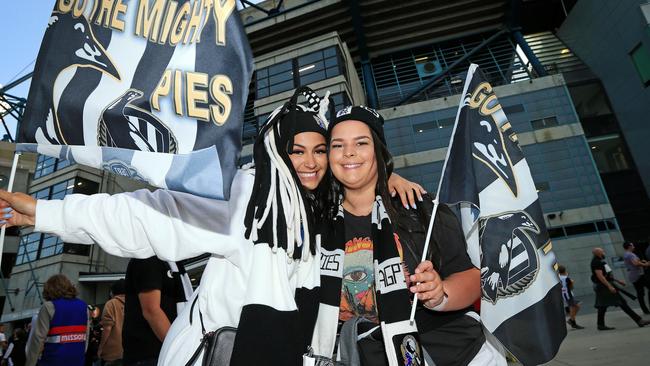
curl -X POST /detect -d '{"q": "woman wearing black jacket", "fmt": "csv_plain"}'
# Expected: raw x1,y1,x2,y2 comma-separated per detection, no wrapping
308,106,505,365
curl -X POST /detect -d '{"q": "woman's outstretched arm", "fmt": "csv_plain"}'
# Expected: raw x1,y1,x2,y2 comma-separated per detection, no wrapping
0,170,254,262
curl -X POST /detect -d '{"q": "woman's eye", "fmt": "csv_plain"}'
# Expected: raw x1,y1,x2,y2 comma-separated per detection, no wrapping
315,149,327,155
331,144,342,149
290,150,304,155
357,141,368,146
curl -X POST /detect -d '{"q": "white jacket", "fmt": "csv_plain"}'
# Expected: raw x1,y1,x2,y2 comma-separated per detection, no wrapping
35,168,320,365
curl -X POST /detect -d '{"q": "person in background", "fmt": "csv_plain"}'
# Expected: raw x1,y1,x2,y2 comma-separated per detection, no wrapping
622,242,650,314
25,274,88,366
98,279,125,366
123,257,185,366
3,328,27,366
0,324,7,361
85,306,102,366
591,247,650,330
558,265,584,329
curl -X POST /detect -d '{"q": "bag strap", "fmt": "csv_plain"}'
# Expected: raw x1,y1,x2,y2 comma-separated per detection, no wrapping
184,295,212,366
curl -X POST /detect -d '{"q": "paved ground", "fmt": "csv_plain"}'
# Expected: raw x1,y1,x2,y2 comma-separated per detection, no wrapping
530,302,650,366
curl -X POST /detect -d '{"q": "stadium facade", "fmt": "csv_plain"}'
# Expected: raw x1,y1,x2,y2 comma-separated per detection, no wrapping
3,0,650,325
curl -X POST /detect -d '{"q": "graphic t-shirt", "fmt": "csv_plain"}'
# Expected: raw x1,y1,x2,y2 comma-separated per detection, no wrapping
339,211,378,323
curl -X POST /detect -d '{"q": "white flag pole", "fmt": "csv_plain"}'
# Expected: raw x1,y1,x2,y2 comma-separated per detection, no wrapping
409,64,478,323
0,152,22,271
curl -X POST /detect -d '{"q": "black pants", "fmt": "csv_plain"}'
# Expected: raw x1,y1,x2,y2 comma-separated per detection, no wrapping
596,294,641,326
632,278,650,313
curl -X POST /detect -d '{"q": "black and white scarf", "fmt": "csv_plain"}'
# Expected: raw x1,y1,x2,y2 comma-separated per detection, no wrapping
230,87,329,365
310,196,426,366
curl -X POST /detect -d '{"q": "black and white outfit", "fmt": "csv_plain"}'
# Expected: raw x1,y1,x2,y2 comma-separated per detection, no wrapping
310,195,500,366
591,255,645,328
33,87,330,365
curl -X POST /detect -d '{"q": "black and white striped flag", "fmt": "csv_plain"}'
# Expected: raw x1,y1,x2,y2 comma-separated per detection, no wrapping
438,64,566,365
19,0,253,200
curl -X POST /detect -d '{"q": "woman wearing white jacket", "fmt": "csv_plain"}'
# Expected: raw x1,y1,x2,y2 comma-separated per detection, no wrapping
0,88,424,366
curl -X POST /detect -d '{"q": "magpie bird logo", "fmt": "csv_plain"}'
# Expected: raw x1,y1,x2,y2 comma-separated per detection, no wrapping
98,89,178,153
34,11,121,145
479,211,541,304
465,81,519,197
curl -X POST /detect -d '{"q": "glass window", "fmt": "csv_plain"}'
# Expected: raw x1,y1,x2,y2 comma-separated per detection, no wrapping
437,117,455,129
15,233,41,265
255,47,343,99
63,243,90,256
630,43,650,87
33,155,71,179
298,47,342,86
547,227,565,238
531,116,559,130
503,104,525,114
31,188,50,200
256,60,294,98
40,234,63,258
564,223,597,236
413,122,437,133
50,179,75,200
588,135,632,173
19,178,94,263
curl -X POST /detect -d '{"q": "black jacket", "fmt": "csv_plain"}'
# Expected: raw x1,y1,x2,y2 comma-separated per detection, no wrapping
389,194,486,366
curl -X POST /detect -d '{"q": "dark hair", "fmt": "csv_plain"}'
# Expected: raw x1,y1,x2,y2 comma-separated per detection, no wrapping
43,274,78,301
325,127,397,220
13,328,26,341
111,279,125,296
623,242,633,250
558,265,567,274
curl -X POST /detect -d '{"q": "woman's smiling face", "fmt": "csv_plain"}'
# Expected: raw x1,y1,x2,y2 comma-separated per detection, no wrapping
328,120,378,192
289,132,328,191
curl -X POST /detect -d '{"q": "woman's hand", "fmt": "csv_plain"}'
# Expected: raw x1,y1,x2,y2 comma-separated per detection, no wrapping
387,173,426,209
409,260,445,309
0,190,37,227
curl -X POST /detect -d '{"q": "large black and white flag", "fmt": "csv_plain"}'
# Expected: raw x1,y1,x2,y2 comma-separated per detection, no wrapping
438,64,566,365
19,0,253,200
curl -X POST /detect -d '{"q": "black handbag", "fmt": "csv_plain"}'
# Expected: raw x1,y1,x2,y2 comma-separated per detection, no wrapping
184,297,237,366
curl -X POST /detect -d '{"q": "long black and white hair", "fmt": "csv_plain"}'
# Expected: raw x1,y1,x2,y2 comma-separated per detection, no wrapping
244,86,331,260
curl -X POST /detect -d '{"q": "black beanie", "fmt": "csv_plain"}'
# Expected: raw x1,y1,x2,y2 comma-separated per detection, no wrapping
330,105,393,175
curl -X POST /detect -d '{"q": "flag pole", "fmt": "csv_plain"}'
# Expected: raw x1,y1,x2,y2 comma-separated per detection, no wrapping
409,64,478,323
0,152,21,270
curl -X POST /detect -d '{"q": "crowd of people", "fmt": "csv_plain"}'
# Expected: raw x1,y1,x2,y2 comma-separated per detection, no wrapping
0,86,646,365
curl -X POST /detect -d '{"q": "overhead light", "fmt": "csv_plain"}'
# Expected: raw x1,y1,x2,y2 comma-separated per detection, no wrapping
591,146,597,150
418,129,423,133
561,48,570,54
450,78,462,85
66,185,75,190
438,125,443,129
414,56,428,62
76,181,83,186
298,64,315,73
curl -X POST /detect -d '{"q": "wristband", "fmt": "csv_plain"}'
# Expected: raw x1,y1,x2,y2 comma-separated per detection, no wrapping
425,294,449,312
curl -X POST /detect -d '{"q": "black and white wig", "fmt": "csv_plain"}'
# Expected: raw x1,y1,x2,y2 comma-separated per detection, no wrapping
244,86,331,260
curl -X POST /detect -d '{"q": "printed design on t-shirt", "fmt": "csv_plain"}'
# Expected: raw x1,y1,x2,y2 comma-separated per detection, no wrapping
339,236,378,323
400,335,423,366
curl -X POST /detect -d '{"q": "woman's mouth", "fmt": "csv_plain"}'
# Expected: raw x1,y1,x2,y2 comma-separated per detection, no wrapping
342,163,362,169
298,172,317,178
